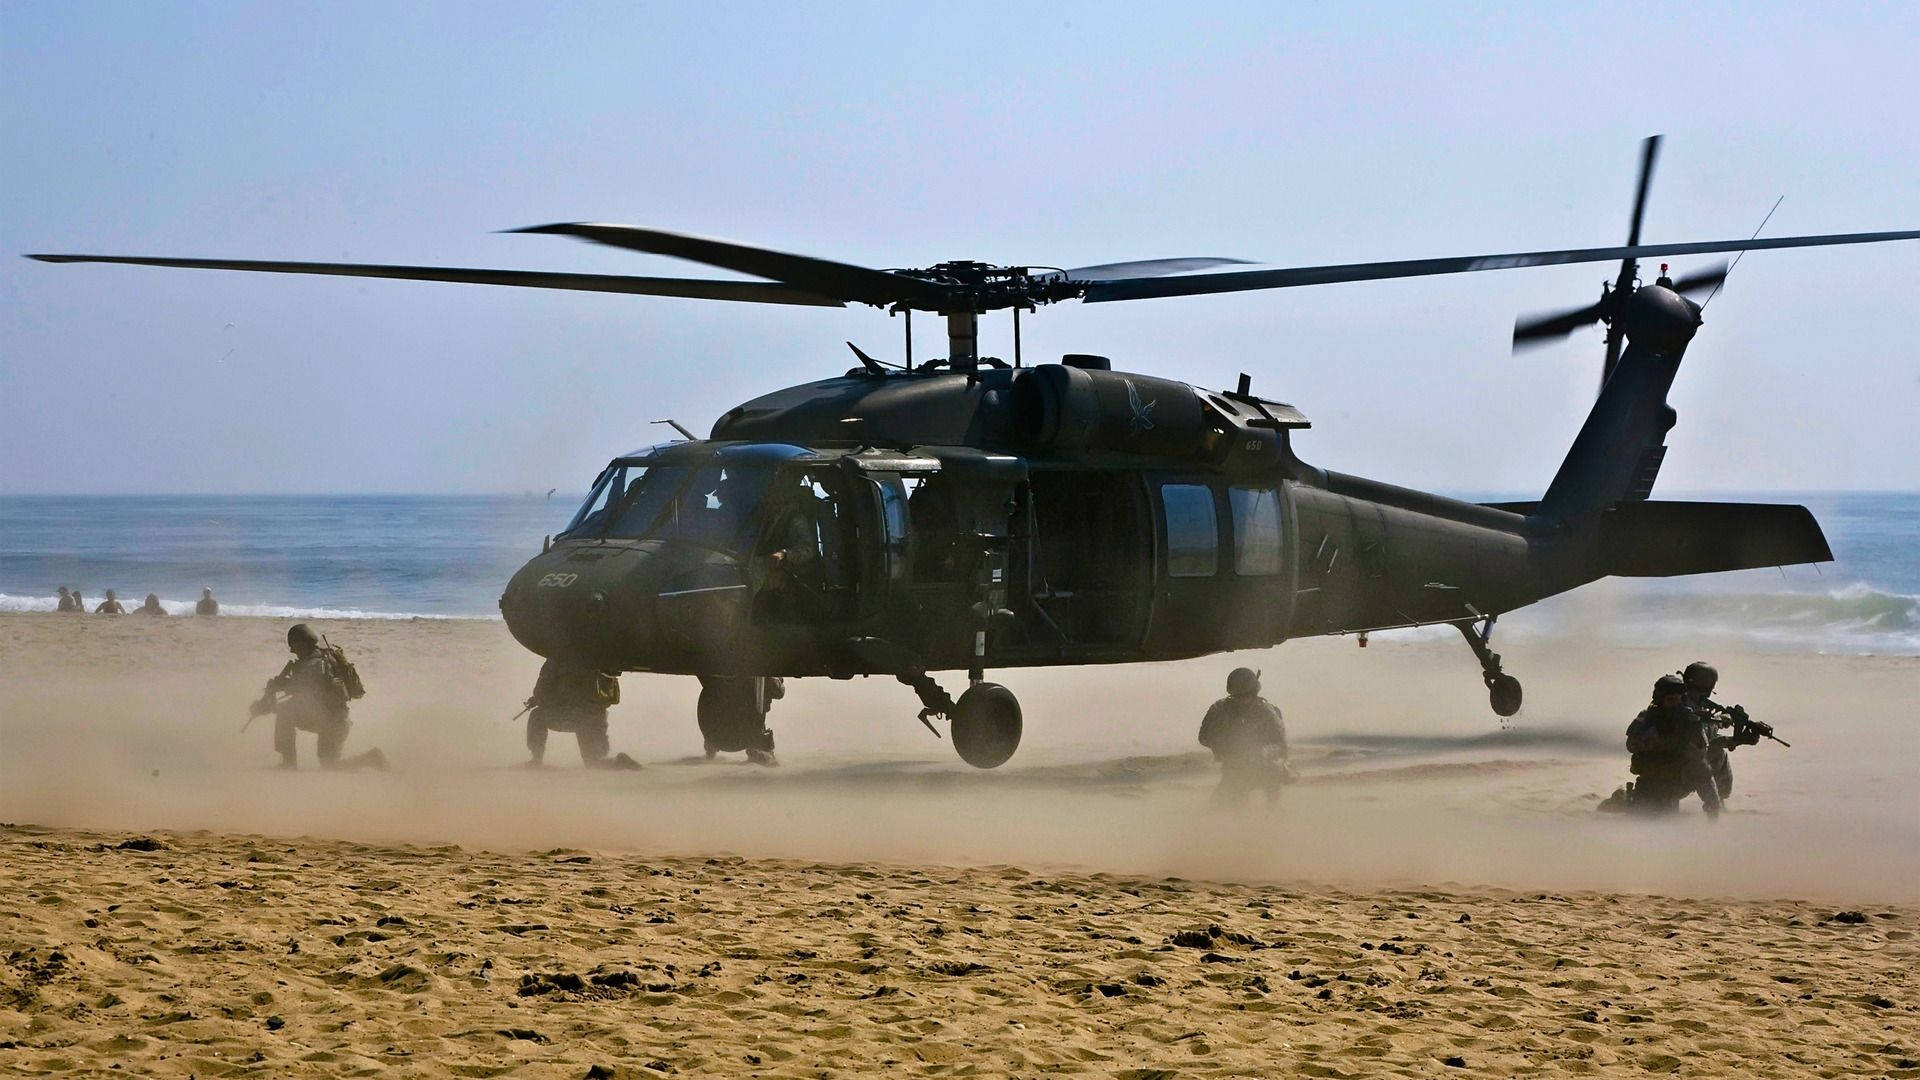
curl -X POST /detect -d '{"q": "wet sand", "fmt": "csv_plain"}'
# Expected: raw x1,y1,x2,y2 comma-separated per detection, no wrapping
2,612,1917,1075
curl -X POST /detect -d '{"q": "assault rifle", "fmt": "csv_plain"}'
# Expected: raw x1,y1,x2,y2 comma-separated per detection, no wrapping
1710,703,1790,749
243,688,282,732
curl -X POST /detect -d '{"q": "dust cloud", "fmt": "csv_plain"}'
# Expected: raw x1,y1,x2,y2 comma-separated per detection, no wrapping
2,613,1914,902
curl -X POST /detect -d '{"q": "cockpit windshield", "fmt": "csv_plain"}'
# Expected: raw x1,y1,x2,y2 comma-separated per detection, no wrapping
560,461,779,555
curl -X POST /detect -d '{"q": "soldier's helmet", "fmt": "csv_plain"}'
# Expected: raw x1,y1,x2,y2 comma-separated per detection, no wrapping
1227,667,1261,697
1681,661,1718,694
287,623,321,652
1653,673,1687,702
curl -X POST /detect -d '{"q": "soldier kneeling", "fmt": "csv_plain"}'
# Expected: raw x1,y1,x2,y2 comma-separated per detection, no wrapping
251,623,386,771
1601,673,1719,817
1199,667,1292,809
525,657,639,769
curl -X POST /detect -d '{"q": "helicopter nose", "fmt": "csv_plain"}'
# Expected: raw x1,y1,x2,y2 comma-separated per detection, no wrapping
500,543,750,668
500,546,658,663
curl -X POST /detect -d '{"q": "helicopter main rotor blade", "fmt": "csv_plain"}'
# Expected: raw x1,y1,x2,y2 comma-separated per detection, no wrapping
1064,256,1251,281
511,223,945,307
23,253,847,306
1080,228,1920,303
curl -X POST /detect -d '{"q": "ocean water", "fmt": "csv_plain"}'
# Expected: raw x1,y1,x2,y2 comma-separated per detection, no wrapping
0,495,564,620
1,492,1914,653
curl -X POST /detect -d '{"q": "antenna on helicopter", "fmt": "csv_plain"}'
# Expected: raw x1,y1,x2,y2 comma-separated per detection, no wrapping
845,340,899,373
1703,196,1784,309
651,418,695,440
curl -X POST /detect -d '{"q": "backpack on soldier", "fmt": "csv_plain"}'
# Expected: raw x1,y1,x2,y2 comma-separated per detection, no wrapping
321,641,366,701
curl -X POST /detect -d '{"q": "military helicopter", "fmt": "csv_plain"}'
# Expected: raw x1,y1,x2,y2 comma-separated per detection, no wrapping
30,139,1918,768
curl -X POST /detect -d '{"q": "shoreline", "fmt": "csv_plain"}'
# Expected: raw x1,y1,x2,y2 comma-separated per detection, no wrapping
2,606,1917,657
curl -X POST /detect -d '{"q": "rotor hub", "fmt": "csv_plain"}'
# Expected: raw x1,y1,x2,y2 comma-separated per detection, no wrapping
887,261,1080,313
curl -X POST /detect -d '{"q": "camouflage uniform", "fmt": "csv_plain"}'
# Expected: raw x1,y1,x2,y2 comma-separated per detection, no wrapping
1623,693,1722,816
1199,675,1289,809
527,658,621,766
261,647,353,767
1681,663,1734,799
1688,699,1736,799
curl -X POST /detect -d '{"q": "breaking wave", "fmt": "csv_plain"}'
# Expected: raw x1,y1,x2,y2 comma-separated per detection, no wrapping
1525,582,1920,655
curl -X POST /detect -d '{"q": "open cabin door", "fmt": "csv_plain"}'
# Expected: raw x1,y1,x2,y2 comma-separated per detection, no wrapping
890,453,1028,669
746,463,874,626
1016,469,1151,658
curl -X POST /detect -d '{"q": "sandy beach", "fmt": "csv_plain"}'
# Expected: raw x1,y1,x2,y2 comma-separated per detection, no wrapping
3,825,1915,1078
3,612,1917,1075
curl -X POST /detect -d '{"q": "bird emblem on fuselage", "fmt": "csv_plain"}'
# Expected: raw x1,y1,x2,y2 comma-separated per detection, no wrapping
1124,378,1157,434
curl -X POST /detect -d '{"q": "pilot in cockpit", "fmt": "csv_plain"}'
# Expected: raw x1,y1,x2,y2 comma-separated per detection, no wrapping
755,475,834,619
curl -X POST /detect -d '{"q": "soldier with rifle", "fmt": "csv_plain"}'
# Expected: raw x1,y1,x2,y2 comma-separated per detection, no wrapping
1678,661,1790,800
248,623,386,770
1601,672,1787,816
521,656,640,769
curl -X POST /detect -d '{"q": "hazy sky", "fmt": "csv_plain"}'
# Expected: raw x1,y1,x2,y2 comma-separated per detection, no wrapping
4,2,1916,495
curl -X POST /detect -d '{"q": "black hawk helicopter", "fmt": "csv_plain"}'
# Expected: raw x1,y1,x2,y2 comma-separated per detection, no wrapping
30,138,1919,768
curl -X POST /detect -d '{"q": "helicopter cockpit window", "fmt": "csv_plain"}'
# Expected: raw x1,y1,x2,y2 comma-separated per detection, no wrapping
610,464,776,553
1161,483,1219,578
561,465,629,537
1229,486,1282,576
561,462,780,556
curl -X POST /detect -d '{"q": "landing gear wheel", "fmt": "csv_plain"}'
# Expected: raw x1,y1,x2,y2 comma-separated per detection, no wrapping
1488,673,1523,717
697,676,775,754
950,683,1022,769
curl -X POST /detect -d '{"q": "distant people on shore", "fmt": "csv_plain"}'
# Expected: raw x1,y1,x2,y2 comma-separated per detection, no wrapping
31,587,232,616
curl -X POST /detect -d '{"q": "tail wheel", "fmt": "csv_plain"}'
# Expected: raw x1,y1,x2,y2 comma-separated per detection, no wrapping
1488,673,1523,717
950,683,1022,769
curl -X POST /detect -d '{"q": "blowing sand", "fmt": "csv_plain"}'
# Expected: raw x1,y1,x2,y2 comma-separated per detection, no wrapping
2,612,1917,1075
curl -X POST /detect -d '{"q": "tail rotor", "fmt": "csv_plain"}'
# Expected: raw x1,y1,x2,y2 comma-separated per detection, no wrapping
1511,135,1726,393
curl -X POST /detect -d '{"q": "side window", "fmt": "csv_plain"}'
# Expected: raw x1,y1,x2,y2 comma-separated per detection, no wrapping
1161,484,1218,578
1229,486,1282,575
877,477,910,560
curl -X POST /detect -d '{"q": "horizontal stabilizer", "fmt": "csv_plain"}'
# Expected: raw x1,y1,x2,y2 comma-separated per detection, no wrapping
1597,501,1831,577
